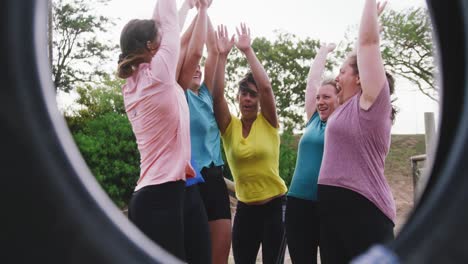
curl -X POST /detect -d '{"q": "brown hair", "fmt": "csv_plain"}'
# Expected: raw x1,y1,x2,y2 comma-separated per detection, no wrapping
238,72,257,92
117,19,158,79
346,53,397,123
321,78,339,93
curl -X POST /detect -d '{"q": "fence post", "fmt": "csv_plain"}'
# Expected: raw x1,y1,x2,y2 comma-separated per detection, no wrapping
414,112,436,202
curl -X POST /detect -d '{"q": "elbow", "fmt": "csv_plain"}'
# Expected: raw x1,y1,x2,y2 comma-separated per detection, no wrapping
359,38,379,47
359,31,380,47
259,82,273,93
187,50,203,64
193,51,204,61
208,47,219,56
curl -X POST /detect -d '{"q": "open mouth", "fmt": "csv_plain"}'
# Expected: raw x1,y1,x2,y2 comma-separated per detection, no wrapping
318,107,328,114
243,105,255,111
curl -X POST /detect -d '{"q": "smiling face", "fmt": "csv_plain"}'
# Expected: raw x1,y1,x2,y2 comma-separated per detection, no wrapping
335,55,361,104
238,82,259,119
189,65,202,91
316,84,339,121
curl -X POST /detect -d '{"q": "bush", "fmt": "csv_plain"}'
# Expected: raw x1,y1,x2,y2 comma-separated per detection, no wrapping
279,128,298,187
72,112,139,208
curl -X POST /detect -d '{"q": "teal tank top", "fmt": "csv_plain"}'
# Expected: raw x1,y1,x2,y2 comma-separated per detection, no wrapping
288,112,326,201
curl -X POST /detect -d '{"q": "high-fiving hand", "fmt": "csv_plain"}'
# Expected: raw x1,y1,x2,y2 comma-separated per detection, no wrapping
235,23,252,53
216,24,235,56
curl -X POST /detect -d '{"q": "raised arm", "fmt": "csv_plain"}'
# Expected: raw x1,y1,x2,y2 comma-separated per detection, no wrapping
212,25,235,133
178,0,196,31
176,14,197,80
357,0,388,110
151,0,180,82
177,0,208,89
305,43,336,120
203,16,219,93
235,23,278,128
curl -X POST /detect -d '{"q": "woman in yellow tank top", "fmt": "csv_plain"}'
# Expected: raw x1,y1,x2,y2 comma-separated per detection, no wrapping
212,23,288,264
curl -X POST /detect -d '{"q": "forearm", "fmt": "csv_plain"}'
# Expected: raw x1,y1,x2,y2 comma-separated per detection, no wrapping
153,0,178,31
187,7,208,61
212,55,228,101
176,16,196,80
243,48,271,91
305,47,329,117
359,0,380,47
206,17,218,56
212,54,232,132
151,0,180,81
307,47,329,87
178,1,191,32
204,17,219,90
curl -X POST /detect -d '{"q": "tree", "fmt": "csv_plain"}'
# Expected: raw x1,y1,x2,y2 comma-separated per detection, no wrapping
380,7,437,101
224,32,335,130
52,0,117,92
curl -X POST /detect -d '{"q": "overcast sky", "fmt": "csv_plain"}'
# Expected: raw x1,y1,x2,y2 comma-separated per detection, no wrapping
86,0,438,134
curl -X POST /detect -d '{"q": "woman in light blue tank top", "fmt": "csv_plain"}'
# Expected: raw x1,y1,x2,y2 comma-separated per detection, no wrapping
177,2,232,263
285,43,339,264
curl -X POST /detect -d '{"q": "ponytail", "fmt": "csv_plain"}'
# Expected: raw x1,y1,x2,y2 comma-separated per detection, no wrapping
117,52,149,79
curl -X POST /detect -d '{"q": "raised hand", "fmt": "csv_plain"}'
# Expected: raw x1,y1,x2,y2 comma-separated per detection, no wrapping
235,23,252,53
322,42,336,53
216,25,235,56
377,1,388,17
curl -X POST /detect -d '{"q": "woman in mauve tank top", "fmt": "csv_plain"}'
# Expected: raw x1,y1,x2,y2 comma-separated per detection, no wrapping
317,1,398,263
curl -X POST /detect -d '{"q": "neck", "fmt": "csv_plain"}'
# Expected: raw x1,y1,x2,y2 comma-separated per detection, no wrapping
189,86,200,94
342,87,361,104
241,115,256,126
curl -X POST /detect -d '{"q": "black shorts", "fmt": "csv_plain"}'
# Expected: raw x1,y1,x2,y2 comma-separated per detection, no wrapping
198,165,231,221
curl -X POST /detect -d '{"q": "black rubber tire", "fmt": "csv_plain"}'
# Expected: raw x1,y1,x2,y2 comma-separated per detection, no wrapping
0,2,181,263
387,0,468,263
2,0,468,263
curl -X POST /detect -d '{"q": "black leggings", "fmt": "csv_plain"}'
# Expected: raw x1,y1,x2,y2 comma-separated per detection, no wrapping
232,196,286,264
285,196,320,264
318,185,395,264
183,184,212,264
128,181,185,261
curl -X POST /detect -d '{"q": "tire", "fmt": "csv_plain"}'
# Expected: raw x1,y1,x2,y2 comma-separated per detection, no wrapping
2,0,468,263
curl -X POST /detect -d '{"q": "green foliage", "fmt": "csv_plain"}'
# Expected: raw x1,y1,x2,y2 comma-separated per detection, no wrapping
65,75,138,208
380,7,436,101
52,0,117,92
73,112,138,208
279,128,298,187
225,32,335,130
66,75,125,130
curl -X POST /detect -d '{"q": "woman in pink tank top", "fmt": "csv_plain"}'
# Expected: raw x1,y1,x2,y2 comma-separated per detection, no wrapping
116,0,195,261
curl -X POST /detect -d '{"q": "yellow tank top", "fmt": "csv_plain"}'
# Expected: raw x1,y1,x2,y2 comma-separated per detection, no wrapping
221,113,287,203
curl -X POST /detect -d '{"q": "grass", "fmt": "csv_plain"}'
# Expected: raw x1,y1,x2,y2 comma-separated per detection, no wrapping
386,134,426,180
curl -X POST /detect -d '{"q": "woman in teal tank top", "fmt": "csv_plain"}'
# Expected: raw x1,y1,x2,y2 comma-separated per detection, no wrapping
177,1,232,263
285,43,339,264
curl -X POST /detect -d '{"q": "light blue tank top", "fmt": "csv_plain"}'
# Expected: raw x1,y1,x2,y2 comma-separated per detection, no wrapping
186,83,224,171
288,112,326,200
